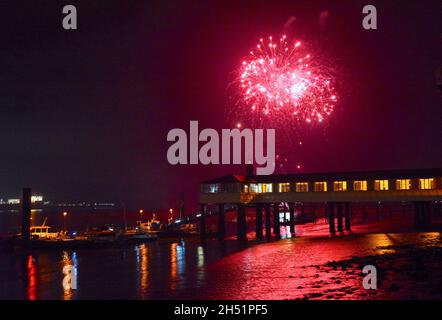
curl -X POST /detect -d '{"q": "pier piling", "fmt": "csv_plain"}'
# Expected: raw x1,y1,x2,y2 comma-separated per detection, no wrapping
237,204,247,241
273,203,280,238
265,204,271,239
199,204,206,241
218,204,225,240
337,202,343,232
21,188,31,242
344,202,351,231
255,205,263,239
328,202,336,234
289,203,295,235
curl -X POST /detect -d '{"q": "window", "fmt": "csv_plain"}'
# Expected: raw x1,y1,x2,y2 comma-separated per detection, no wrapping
333,181,347,191
354,180,367,191
374,180,389,191
250,183,273,193
278,183,290,192
314,182,328,192
396,179,411,190
262,183,272,193
419,178,435,190
296,182,309,192
250,184,259,193
209,184,219,193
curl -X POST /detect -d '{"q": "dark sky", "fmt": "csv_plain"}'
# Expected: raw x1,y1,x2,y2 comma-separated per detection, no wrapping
0,0,441,211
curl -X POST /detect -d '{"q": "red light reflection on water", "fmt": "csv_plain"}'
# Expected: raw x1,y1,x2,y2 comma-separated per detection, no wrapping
204,231,440,299
26,255,37,300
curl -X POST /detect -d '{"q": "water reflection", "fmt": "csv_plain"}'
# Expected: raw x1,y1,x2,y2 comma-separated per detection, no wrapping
9,237,302,300
135,244,149,298
196,245,206,284
197,246,205,268
170,241,186,291
26,255,37,300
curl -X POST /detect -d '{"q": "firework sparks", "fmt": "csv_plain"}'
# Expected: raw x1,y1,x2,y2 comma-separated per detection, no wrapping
237,35,337,124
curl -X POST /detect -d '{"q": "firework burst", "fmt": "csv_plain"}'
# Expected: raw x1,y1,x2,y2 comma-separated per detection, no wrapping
237,35,337,124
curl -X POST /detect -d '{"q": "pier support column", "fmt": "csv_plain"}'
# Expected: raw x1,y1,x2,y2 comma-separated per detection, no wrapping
273,203,280,238
21,188,31,242
265,204,271,239
199,204,206,241
413,202,421,229
328,202,336,234
414,202,423,229
289,203,295,235
425,202,432,227
344,202,351,231
255,205,263,239
217,204,225,241
237,204,247,242
420,202,431,228
413,201,432,229
337,203,343,232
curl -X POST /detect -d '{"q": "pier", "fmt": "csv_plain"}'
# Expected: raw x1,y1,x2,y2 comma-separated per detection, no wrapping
199,166,442,241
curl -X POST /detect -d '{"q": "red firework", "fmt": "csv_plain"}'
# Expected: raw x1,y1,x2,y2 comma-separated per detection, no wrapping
238,35,337,124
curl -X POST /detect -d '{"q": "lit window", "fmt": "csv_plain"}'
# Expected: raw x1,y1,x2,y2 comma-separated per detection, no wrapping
262,183,273,193
396,179,411,190
333,181,347,191
250,183,273,193
243,185,249,193
207,184,219,193
374,180,389,191
296,182,309,192
419,178,435,190
250,184,260,193
314,182,328,192
354,180,367,191
278,183,290,193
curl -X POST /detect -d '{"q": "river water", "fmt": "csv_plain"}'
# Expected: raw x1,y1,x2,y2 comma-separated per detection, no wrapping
1,209,441,299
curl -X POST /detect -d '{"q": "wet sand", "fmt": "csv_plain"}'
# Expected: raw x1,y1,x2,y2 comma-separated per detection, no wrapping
202,229,442,300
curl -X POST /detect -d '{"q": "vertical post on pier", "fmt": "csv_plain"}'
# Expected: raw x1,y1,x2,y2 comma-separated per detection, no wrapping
265,204,271,239
337,202,343,232
273,203,280,238
413,202,420,229
328,202,336,234
199,204,206,241
376,203,381,221
289,203,295,235
21,188,31,242
344,202,351,231
255,205,263,239
422,202,431,228
237,204,247,242
414,201,431,229
218,203,225,241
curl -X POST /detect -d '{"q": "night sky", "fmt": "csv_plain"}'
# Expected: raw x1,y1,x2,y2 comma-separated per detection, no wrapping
0,0,440,211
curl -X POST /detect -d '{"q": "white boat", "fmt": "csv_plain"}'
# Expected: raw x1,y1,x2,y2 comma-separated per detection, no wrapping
137,215,162,232
118,229,158,242
30,218,59,239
